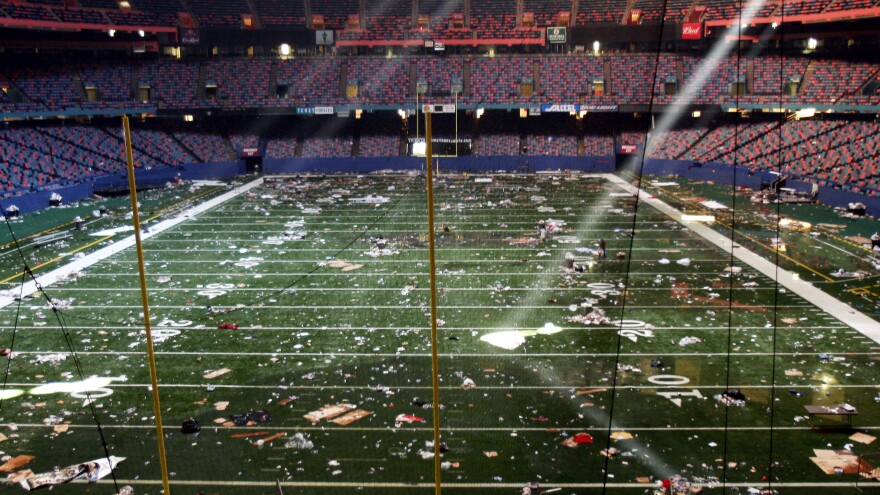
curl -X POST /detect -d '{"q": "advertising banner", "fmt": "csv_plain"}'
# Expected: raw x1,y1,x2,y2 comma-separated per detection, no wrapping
682,23,703,39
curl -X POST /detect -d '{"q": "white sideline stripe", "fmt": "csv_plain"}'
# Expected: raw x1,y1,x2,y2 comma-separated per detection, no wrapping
0,178,264,310
605,173,880,344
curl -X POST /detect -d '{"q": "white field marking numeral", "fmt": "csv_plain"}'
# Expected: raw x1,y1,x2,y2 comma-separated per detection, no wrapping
647,374,704,407
198,283,236,300
614,320,654,343
586,282,621,298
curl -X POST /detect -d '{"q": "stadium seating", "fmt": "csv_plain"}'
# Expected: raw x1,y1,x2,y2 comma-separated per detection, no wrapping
537,55,604,101
300,136,352,158
583,134,614,156
188,0,250,27
266,136,298,158
311,0,358,30
204,59,272,109
172,129,234,162
475,133,520,156
415,57,464,100
251,0,306,26
468,56,534,105
6,63,81,111
274,58,342,106
361,0,411,40
609,54,676,105
78,61,135,104
359,135,400,157
137,60,202,109
130,0,185,26
576,0,626,23
346,57,410,105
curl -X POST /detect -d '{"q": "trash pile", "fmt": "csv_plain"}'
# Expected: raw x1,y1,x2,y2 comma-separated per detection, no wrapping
566,308,611,325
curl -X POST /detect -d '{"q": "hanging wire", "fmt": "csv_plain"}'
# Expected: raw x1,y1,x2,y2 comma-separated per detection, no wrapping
765,3,787,489
719,4,747,492
0,270,27,413
600,1,671,492
0,204,120,493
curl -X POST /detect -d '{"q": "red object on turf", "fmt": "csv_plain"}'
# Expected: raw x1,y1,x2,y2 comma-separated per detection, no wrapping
572,433,593,444
218,323,240,329
395,414,424,423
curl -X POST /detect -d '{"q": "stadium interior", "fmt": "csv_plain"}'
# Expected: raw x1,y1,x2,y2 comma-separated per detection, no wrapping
0,0,879,494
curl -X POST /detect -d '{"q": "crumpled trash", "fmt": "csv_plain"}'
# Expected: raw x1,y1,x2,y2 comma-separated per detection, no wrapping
230,409,271,425
284,432,314,450
181,418,201,434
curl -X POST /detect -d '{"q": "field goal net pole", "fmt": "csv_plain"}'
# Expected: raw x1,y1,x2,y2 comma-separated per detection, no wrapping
122,115,173,495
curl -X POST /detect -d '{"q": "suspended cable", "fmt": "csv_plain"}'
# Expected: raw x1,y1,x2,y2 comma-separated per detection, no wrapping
0,202,120,493
600,0,670,492
719,3,748,492
0,270,27,414
765,5,787,490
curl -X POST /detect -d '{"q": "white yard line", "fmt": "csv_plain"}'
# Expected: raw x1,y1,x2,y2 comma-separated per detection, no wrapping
604,173,880,344
5,350,866,357
21,324,849,331
62,304,813,309
0,178,263,309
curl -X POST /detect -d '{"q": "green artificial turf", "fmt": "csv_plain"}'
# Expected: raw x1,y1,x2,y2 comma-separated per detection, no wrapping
0,173,878,495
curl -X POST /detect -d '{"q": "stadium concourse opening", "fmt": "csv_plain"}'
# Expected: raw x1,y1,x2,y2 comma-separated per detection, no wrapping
0,0,880,494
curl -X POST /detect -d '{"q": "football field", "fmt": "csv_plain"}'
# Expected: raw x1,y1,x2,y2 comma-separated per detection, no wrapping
0,172,878,495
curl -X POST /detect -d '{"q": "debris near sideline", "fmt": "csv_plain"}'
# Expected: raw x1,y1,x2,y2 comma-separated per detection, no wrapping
849,432,876,445
14,456,125,491
284,432,315,450
678,336,702,347
562,432,593,448
395,414,425,423
203,368,232,379
325,259,364,271
810,449,869,475
566,308,611,325
715,390,747,407
230,409,271,426
181,418,201,434
0,455,35,472
304,404,356,423
331,409,372,426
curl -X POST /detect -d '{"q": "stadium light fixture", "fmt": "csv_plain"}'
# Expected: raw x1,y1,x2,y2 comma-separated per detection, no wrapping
108,29,115,37
279,43,291,56
692,110,701,118
807,38,818,50
771,22,778,29
592,41,600,53
475,108,484,119
138,30,145,37
397,109,407,120
183,114,194,122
